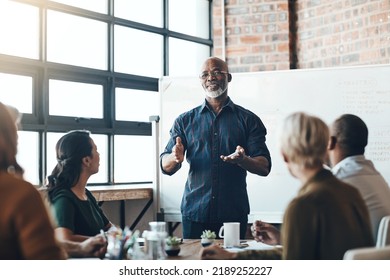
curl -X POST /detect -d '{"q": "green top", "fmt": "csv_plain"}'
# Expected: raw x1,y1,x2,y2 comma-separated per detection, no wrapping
236,169,374,260
51,188,110,236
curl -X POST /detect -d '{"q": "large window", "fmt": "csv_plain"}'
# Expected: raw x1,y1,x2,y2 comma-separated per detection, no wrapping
0,0,212,187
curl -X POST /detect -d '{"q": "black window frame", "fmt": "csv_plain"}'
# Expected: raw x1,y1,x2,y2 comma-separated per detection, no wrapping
1,0,213,186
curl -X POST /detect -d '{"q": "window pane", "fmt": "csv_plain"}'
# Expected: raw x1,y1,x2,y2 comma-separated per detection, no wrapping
52,0,108,14
0,1,39,59
47,11,107,70
17,131,39,185
115,0,162,27
116,88,158,122
0,73,33,114
169,39,210,76
169,0,209,39
46,132,108,184
49,80,103,118
114,135,153,183
114,26,163,77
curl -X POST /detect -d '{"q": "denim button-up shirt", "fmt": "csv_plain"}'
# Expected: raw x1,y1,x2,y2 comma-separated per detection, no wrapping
160,97,271,223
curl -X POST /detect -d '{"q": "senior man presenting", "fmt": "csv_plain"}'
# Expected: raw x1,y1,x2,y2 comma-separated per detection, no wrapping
160,57,271,239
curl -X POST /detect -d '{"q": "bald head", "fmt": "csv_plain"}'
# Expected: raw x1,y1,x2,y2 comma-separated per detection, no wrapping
331,114,368,156
201,57,229,73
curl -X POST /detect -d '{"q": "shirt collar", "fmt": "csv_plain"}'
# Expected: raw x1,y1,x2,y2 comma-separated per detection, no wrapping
200,96,235,113
331,155,366,175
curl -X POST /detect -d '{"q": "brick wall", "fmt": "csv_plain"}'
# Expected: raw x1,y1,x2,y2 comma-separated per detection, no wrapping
296,0,390,68
212,0,290,72
212,0,390,71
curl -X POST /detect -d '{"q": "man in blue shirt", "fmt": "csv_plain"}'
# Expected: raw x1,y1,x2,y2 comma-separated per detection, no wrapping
160,57,271,239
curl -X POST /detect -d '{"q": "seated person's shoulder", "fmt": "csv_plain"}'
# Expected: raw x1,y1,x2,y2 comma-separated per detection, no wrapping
50,188,74,201
1,172,39,195
286,194,319,216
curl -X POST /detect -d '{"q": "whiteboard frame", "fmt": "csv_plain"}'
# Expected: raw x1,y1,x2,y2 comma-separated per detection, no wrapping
158,64,390,224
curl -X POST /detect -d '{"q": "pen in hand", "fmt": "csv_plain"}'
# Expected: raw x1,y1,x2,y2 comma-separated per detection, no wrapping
227,152,239,157
220,151,240,162
100,229,107,242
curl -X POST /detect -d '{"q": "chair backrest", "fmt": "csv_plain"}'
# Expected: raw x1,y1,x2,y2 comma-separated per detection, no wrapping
343,246,390,260
376,215,390,248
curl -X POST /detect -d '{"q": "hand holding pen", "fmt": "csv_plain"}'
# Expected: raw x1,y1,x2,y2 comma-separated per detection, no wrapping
220,145,245,164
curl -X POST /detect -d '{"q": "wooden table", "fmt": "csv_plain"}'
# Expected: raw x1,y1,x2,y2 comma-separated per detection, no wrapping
90,185,152,202
167,239,202,260
38,185,153,230
167,239,223,260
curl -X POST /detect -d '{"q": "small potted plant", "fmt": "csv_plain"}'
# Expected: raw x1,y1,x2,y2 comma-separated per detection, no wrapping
200,230,216,247
165,236,182,256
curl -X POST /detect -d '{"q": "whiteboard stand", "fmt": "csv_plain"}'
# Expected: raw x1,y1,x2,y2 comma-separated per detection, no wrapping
149,115,164,222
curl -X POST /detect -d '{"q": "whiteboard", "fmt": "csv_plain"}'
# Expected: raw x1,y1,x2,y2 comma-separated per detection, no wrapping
158,64,390,223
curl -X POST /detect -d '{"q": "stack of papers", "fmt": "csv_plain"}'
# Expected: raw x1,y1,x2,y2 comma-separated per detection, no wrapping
225,240,280,252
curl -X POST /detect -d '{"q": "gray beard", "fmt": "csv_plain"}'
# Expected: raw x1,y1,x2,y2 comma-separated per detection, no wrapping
204,87,224,98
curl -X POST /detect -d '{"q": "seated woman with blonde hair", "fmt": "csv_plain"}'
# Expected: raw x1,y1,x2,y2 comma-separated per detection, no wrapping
202,112,374,260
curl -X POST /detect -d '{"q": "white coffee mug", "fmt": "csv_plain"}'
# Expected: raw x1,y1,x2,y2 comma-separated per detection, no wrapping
218,222,240,248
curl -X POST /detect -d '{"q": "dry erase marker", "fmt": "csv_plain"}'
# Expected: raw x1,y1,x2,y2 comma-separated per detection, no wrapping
228,152,239,157
100,229,107,242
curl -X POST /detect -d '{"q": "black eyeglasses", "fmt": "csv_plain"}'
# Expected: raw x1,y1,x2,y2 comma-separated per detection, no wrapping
199,70,229,80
